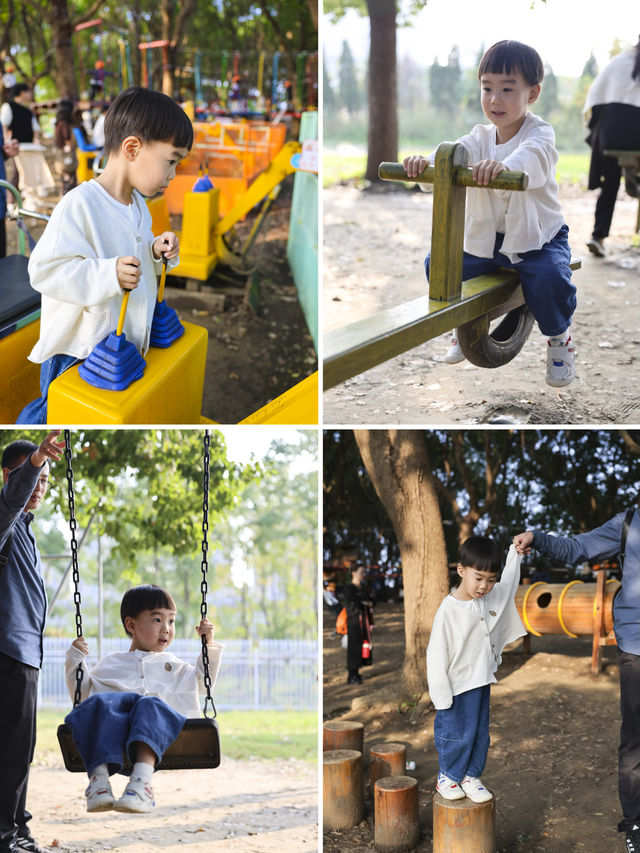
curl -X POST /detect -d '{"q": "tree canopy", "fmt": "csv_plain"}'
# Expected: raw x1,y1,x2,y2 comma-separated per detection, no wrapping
324,429,640,569
2,428,318,641
0,0,317,100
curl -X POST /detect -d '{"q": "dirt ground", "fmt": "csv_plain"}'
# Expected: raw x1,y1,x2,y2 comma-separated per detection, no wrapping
323,601,624,853
26,753,317,853
322,180,640,424
7,146,316,424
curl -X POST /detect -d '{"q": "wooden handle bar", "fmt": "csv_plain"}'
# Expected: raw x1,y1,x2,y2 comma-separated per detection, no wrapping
378,161,529,191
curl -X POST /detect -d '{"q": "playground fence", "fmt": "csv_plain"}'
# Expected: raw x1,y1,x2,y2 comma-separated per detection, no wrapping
39,637,317,712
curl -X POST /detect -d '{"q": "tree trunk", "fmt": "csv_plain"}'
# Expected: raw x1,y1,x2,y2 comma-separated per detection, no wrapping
354,430,449,694
365,0,397,182
49,0,78,99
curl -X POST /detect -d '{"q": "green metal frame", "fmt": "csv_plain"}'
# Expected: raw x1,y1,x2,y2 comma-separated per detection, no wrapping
0,180,26,255
323,142,539,391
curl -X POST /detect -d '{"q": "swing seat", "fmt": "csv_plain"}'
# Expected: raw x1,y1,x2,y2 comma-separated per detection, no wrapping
57,716,221,773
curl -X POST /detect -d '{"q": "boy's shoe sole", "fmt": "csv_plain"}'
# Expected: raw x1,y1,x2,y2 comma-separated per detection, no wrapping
114,782,155,813
86,796,116,812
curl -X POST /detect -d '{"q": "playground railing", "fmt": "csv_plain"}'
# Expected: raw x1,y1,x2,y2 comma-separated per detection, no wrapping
38,636,317,711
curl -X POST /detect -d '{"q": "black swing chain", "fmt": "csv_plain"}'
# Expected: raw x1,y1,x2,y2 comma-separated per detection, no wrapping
64,430,84,709
200,429,216,719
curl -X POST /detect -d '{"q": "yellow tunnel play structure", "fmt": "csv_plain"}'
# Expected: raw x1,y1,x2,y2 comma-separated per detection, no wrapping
515,580,620,639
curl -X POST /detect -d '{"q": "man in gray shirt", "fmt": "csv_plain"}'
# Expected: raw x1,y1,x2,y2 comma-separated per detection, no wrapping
0,431,65,853
514,513,640,853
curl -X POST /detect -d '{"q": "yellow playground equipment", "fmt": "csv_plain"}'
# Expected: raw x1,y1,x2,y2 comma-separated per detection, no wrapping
164,120,288,217
0,143,318,424
148,137,302,283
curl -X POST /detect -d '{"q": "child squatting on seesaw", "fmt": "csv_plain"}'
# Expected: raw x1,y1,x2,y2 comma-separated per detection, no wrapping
17,87,194,424
64,584,222,813
426,537,525,802
404,40,577,388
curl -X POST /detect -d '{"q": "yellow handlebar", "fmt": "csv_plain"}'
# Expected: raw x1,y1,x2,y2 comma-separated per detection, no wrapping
116,290,130,337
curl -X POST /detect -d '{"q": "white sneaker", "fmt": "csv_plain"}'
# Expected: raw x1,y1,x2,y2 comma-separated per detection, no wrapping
85,776,115,812
546,335,575,387
444,333,465,364
461,775,493,803
114,777,155,813
436,771,465,800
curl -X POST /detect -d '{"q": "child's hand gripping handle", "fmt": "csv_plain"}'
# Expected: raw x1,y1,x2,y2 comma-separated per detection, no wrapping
378,161,529,191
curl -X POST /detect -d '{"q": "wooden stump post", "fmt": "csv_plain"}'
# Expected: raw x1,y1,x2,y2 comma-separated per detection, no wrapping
433,792,496,853
374,775,420,852
323,720,364,753
323,749,364,831
370,742,407,787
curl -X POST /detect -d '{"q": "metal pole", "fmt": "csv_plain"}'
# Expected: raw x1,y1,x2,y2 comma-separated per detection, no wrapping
47,510,96,614
97,517,103,660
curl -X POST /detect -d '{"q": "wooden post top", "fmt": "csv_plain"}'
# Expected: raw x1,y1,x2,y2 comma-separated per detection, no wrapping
375,775,418,792
370,742,406,753
323,749,362,763
324,720,364,731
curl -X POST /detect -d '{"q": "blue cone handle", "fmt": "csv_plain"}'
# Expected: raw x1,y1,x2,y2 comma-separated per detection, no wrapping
78,330,146,390
149,299,185,348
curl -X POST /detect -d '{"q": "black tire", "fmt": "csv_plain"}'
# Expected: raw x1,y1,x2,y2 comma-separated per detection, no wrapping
457,305,535,368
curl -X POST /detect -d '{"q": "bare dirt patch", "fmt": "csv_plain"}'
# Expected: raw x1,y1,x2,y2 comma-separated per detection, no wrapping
323,601,622,853
27,755,317,853
322,182,640,425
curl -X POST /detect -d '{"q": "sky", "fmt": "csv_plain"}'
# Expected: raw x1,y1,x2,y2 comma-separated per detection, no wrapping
323,0,638,78
217,426,317,469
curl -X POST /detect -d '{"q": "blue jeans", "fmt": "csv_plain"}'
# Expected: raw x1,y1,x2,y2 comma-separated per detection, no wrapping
16,354,79,424
425,225,576,338
65,692,186,776
434,685,491,784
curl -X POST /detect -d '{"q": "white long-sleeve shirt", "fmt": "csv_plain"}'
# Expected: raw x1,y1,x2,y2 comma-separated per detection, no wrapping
65,642,223,719
426,545,526,710
27,180,177,363
426,112,565,263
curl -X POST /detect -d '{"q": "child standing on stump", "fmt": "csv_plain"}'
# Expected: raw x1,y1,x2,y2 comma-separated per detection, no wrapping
404,40,577,387
17,86,193,424
64,584,222,813
426,537,525,802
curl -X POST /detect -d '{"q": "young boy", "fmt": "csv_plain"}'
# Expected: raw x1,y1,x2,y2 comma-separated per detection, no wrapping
17,86,194,424
426,537,525,802
404,40,577,387
64,584,222,814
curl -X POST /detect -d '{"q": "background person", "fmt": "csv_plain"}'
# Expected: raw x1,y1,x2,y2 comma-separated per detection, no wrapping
583,38,640,257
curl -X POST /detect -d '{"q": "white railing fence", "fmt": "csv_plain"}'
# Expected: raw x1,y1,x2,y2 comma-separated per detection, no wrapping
41,637,317,712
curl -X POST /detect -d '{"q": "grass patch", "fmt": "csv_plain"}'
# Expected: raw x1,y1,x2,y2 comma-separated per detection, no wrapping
36,708,316,765
323,147,590,188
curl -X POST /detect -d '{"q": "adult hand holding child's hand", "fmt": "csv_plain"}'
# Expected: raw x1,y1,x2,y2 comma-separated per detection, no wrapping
512,531,534,555
116,256,141,290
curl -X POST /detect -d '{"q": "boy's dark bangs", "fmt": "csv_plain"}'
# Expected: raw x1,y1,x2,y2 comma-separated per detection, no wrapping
120,584,177,633
479,42,518,78
478,40,543,86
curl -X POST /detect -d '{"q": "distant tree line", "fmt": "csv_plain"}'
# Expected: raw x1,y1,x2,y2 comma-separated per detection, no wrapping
325,39,607,151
